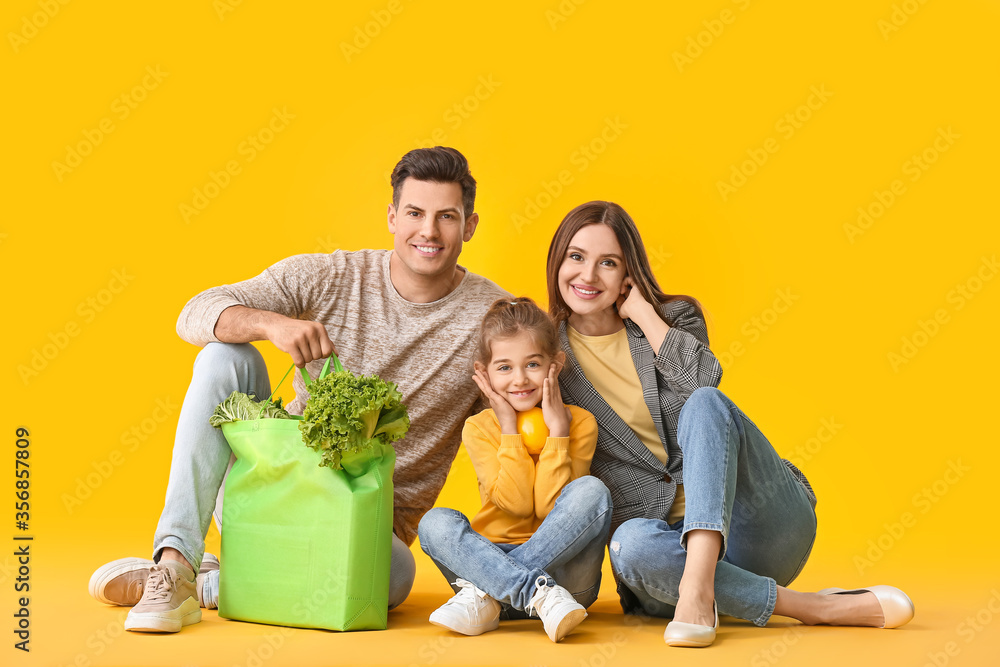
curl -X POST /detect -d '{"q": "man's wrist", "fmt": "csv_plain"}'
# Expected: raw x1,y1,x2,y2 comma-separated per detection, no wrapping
215,305,287,343
254,309,283,340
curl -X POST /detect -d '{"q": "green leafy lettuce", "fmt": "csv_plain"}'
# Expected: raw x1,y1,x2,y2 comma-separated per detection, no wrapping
299,370,410,469
209,391,292,427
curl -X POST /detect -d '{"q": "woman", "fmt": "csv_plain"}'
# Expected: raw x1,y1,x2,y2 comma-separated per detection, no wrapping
546,201,913,647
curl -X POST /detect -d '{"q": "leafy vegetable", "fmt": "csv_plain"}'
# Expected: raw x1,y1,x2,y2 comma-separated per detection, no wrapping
209,391,292,427
299,370,410,469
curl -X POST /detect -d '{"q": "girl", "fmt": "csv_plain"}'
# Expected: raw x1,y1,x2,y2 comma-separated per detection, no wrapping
546,201,914,648
418,297,611,643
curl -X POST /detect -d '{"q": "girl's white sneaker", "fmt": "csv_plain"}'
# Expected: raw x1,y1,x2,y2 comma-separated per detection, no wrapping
429,579,501,636
526,576,588,642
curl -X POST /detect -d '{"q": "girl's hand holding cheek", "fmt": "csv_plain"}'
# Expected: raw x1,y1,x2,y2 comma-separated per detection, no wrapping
540,361,571,438
472,365,519,435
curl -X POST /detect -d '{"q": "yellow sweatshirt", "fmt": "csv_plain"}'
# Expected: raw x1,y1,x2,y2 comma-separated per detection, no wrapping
464,405,598,544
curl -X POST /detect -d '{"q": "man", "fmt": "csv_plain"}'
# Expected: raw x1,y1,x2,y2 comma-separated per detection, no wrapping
88,146,510,632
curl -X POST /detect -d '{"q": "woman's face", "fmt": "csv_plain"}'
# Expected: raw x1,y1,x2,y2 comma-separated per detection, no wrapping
557,223,627,321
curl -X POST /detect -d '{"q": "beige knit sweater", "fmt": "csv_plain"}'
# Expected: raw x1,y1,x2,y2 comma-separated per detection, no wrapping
176,249,510,544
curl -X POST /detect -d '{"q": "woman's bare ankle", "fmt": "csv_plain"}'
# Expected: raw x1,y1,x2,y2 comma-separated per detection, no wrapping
673,530,721,627
674,579,716,626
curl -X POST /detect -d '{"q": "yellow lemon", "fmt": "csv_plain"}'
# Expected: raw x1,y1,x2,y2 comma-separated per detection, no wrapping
517,407,549,455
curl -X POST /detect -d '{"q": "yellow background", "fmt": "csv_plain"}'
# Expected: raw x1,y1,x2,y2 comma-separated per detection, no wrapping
4,0,999,665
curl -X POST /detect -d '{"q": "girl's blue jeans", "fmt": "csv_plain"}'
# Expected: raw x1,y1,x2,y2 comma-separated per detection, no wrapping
609,387,817,627
419,475,612,616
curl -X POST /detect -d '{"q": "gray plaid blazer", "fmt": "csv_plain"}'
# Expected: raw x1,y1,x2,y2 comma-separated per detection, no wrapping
557,299,816,541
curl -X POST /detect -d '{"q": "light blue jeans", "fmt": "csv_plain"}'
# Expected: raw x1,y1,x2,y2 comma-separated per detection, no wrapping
152,342,415,609
609,387,816,627
419,475,612,617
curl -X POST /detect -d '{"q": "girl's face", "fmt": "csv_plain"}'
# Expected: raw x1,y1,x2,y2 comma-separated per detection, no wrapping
557,223,627,321
485,331,553,412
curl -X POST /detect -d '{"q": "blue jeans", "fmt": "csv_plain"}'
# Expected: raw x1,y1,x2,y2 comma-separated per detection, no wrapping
152,342,415,609
419,475,612,617
609,387,816,627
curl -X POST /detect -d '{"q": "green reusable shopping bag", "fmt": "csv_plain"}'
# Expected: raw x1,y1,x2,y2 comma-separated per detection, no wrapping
217,358,396,631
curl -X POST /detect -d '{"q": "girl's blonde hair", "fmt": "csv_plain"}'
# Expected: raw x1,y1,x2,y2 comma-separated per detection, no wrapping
476,297,559,366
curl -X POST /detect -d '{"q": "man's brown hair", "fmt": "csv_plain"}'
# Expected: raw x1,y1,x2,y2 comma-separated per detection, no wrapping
390,146,477,217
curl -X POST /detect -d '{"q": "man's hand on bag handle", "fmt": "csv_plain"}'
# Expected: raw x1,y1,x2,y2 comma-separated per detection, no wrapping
214,305,338,367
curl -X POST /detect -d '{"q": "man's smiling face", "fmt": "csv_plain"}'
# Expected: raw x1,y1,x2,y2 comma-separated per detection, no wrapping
387,178,478,290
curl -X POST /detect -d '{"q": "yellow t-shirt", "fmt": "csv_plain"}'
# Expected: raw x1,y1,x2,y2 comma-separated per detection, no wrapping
567,325,685,524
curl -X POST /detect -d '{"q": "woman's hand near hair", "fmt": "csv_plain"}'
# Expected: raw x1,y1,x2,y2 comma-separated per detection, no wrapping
616,276,671,353
540,361,571,438
472,367,519,434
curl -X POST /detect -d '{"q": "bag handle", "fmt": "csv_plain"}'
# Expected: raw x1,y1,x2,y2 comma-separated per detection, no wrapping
256,354,346,419
299,354,345,386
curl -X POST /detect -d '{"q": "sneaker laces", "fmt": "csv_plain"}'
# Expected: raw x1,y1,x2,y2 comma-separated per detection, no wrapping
443,579,487,608
527,576,577,618
141,564,177,603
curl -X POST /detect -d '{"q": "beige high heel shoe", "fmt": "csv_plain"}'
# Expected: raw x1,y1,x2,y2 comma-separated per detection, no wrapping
664,601,718,647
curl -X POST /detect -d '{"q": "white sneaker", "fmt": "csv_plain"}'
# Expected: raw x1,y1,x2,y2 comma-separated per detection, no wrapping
526,576,587,642
429,579,501,636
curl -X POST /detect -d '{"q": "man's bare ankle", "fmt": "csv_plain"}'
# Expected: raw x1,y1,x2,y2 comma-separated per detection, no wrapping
159,548,193,571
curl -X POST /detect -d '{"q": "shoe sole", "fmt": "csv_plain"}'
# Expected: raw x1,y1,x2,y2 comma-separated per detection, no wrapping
665,636,714,648
429,613,499,636
549,608,587,642
89,558,152,605
124,597,201,633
